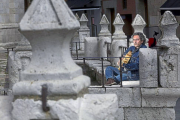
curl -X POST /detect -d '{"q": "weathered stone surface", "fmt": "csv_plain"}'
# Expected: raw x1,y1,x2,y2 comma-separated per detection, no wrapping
12,75,90,95
88,87,106,94
99,14,111,38
159,46,180,87
139,48,158,87
106,88,141,107
117,108,124,120
79,13,90,50
158,11,179,47
124,108,175,120
99,37,111,59
141,88,180,107
12,94,118,120
129,14,148,47
12,98,81,120
80,94,118,120
0,96,13,120
84,37,98,58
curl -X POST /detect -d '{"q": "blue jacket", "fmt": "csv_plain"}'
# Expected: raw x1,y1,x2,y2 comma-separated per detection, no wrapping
122,44,147,80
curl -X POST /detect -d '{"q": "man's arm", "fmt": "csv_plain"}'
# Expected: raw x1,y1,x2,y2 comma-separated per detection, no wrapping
123,57,139,71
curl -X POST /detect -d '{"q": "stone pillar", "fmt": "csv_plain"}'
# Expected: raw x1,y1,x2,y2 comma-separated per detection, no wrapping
98,14,112,38
79,13,90,51
158,11,180,87
98,14,112,60
111,13,127,66
11,0,118,120
71,13,80,51
129,14,148,47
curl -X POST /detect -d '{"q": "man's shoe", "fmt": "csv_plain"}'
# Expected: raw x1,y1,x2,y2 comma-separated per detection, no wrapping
106,78,115,86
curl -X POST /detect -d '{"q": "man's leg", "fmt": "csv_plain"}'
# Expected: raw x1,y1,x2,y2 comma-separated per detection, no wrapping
105,66,120,80
105,66,120,85
114,73,128,84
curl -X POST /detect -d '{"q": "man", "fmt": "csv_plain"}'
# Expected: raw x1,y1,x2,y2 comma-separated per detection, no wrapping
105,32,147,85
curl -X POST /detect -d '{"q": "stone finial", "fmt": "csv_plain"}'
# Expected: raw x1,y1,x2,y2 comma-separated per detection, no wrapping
13,0,90,96
99,14,111,37
75,13,80,20
79,13,89,30
129,14,148,47
100,14,109,24
158,11,179,47
113,13,126,39
20,0,79,31
80,13,88,22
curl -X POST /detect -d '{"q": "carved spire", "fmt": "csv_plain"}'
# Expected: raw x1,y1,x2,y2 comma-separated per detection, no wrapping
158,11,179,47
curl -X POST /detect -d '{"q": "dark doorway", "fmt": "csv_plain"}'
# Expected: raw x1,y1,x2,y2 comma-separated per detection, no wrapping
110,8,115,35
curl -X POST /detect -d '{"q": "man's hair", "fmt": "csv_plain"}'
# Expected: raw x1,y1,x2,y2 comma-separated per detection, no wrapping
132,32,146,45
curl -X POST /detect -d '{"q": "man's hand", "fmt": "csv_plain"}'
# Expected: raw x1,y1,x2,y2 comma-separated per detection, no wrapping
117,57,124,66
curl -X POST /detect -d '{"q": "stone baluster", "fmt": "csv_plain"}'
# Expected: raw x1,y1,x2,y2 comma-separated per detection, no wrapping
157,11,179,48
79,13,90,51
98,14,111,59
111,13,127,66
11,0,118,120
158,11,180,87
129,14,148,47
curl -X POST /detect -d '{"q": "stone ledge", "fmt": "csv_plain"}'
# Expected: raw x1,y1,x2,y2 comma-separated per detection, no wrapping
141,88,180,107
106,88,141,107
124,108,175,120
12,75,90,96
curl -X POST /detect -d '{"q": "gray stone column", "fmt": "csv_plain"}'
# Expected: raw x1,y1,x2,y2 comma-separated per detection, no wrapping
129,14,148,47
98,14,112,59
79,13,90,51
11,0,118,120
111,13,127,66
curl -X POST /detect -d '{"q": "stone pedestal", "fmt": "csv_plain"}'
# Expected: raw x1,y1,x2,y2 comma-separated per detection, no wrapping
111,13,127,66
11,0,118,120
84,37,98,57
99,37,111,59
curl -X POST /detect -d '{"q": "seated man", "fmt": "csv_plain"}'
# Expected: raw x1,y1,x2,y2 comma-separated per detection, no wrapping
105,32,147,85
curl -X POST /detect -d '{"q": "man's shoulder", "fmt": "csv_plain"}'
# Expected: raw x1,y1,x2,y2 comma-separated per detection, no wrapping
140,44,147,48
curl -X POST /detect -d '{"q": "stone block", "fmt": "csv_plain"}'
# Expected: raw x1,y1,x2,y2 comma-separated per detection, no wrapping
159,46,180,87
106,88,141,107
141,88,180,107
0,96,13,120
117,108,124,120
12,98,81,120
80,94,118,120
124,108,175,120
88,87,106,94
139,48,158,87
84,37,98,58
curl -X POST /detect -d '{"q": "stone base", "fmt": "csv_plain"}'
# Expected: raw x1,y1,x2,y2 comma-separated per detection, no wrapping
12,94,118,120
12,75,90,96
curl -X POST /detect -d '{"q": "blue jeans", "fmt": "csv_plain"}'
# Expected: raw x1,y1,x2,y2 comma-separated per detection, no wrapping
105,66,129,83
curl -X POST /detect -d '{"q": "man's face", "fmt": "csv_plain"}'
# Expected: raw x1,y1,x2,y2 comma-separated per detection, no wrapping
133,35,143,48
